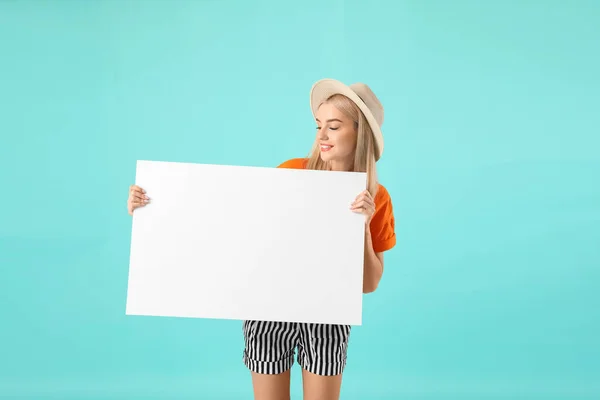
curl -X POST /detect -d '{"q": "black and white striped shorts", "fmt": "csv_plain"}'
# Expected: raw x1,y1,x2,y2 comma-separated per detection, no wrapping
242,320,352,376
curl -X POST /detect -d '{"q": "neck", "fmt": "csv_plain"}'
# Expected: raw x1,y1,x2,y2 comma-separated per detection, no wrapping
330,158,354,172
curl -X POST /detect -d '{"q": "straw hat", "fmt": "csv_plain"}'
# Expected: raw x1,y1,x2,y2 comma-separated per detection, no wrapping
310,78,384,160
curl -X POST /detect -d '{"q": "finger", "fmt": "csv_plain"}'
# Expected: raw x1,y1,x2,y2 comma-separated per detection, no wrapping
130,185,146,194
131,193,148,201
355,199,375,209
351,207,374,216
352,192,374,206
361,197,375,208
351,200,365,209
351,199,363,208
350,204,375,216
130,197,147,207
131,190,146,199
129,186,149,198
351,198,375,210
355,189,372,199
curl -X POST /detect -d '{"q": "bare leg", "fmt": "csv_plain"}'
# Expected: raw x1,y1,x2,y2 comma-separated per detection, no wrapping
301,368,343,400
251,370,292,400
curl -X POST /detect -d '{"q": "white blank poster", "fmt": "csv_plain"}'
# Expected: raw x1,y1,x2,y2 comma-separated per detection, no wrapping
126,160,367,325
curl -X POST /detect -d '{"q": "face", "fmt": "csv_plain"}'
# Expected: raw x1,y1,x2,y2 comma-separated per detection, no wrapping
315,103,358,170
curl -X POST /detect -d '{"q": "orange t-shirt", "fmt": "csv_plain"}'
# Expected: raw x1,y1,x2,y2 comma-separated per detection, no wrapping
277,158,396,253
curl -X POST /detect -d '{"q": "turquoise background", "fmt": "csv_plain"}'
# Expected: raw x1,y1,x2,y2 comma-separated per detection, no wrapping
1,0,599,398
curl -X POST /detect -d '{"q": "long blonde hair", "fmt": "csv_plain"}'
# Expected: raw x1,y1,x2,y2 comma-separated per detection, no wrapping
306,94,379,197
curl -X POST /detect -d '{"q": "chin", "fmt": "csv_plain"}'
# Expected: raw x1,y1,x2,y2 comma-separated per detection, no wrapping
319,152,334,162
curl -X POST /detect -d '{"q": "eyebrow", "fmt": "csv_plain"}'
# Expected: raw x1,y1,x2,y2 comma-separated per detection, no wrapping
315,118,343,123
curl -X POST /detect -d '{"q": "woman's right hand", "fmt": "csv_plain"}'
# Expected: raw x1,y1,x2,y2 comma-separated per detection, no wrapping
128,184,149,215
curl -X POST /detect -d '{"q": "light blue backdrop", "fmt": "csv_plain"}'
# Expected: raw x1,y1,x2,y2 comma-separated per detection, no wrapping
1,0,598,399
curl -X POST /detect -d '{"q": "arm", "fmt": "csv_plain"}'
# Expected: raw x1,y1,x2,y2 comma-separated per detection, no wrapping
363,227,384,293
352,188,395,293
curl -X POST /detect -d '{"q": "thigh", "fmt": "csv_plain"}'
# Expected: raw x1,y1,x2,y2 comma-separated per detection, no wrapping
297,323,350,400
251,369,292,400
244,320,297,400
301,368,343,400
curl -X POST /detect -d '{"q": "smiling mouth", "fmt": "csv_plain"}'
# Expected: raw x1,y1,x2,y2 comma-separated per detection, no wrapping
320,144,333,152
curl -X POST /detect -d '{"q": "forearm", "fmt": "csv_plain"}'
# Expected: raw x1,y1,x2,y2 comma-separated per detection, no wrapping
363,228,383,293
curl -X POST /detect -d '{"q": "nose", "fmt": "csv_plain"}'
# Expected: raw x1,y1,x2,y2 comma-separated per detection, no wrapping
317,127,328,140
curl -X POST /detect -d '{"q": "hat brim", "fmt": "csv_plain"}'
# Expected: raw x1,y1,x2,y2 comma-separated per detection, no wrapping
310,78,383,160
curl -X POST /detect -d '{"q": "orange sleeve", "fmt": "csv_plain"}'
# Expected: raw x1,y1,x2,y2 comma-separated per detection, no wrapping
369,185,397,253
277,158,307,169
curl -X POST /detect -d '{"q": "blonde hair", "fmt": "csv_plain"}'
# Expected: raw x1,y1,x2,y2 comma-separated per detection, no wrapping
306,94,379,197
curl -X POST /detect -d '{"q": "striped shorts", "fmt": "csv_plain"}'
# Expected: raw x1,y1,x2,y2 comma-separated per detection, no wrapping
242,320,352,376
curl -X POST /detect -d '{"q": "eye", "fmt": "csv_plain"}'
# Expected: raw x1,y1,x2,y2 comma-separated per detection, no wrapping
329,126,339,131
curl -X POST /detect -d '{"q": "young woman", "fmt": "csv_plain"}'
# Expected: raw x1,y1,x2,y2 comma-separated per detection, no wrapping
127,79,396,400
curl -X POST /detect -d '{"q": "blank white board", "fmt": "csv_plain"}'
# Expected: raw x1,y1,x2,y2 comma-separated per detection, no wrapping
126,160,367,325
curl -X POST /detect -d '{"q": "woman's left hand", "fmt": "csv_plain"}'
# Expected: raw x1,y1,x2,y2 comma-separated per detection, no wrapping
351,190,376,225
